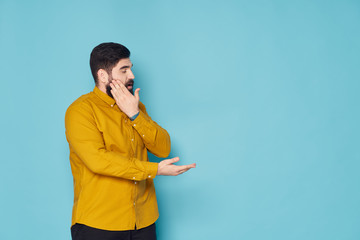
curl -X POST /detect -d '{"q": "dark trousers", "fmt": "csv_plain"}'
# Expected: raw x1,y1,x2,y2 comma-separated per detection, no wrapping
71,223,157,240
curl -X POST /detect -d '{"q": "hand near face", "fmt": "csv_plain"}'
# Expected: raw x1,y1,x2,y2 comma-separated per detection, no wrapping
110,80,140,118
157,157,196,176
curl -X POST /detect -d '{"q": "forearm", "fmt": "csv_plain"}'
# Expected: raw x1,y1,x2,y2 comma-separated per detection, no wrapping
71,145,158,181
131,110,171,158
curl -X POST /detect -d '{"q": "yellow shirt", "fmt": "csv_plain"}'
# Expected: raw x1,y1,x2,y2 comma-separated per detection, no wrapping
65,86,171,231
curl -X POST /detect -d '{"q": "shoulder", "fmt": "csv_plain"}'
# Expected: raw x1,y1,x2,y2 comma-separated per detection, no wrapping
65,92,96,120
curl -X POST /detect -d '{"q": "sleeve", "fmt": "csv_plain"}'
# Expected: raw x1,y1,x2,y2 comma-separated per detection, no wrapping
65,103,158,181
130,102,171,158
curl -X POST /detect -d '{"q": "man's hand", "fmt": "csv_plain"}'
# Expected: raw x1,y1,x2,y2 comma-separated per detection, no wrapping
110,80,140,118
157,157,196,176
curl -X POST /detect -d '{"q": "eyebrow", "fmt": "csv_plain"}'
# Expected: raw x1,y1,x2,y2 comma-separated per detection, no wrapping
120,64,133,70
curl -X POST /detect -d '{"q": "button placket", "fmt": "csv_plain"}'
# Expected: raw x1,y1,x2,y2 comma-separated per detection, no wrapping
124,116,136,153
129,121,137,153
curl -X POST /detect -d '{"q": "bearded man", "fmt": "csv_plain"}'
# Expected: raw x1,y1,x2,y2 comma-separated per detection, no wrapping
65,42,196,240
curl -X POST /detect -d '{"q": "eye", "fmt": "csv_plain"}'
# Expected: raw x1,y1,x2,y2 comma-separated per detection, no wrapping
122,69,127,73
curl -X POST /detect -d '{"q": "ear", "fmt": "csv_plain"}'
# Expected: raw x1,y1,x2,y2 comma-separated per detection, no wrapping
97,69,109,84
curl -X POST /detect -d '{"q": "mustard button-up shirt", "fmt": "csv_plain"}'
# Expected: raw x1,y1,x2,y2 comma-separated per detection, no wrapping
65,86,171,231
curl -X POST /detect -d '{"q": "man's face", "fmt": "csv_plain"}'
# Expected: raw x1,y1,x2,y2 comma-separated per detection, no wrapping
105,58,135,97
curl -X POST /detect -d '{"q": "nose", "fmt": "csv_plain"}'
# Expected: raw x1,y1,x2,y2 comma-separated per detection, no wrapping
128,69,135,79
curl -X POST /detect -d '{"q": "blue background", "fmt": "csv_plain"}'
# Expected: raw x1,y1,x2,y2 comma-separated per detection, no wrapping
1,0,359,239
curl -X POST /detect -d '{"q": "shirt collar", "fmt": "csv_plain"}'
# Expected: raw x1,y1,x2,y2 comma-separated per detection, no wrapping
93,86,116,106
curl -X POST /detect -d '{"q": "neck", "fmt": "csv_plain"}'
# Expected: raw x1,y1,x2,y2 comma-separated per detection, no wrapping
97,84,107,95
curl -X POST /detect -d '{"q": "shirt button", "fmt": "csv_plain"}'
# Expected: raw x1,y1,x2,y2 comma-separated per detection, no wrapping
110,104,113,107
148,175,151,178
133,124,136,127
131,139,134,141
134,181,137,185
133,202,136,206
133,177,135,180
142,135,145,137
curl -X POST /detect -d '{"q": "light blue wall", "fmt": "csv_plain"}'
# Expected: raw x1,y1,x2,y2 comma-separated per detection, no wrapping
1,0,359,239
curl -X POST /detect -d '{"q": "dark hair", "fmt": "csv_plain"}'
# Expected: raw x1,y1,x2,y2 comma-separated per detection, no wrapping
90,42,130,84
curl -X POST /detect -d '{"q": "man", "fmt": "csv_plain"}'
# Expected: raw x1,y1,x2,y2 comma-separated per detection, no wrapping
65,42,196,240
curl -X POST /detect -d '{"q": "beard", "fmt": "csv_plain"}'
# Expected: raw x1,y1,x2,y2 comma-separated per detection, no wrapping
105,74,134,98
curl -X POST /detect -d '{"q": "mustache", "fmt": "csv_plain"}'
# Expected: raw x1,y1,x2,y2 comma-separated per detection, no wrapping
109,79,134,87
124,79,134,87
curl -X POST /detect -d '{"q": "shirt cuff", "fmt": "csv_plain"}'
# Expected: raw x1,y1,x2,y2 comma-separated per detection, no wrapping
144,161,158,179
130,111,140,121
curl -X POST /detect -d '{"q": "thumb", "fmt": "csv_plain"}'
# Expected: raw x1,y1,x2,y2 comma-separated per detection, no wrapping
170,157,180,164
134,88,140,101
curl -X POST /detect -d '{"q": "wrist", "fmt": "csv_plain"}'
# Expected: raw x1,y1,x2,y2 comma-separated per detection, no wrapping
129,111,140,121
157,162,164,176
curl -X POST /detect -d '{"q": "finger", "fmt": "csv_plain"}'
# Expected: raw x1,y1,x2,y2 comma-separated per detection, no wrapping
112,82,127,99
134,88,140,101
112,80,125,93
178,168,190,175
164,157,179,165
110,83,117,91
113,80,120,87
118,82,132,95
110,84,121,98
110,89,117,100
178,164,196,172
110,83,122,94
